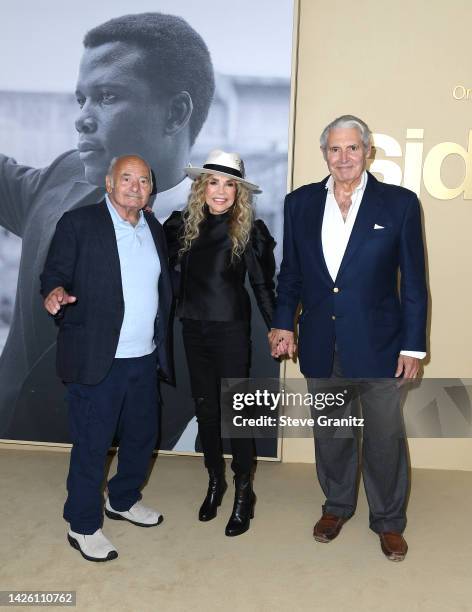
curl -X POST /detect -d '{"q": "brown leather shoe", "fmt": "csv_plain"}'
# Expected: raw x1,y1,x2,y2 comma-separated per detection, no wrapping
313,513,346,543
379,532,408,561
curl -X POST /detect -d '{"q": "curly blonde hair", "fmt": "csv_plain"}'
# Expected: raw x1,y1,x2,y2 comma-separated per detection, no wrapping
179,174,254,260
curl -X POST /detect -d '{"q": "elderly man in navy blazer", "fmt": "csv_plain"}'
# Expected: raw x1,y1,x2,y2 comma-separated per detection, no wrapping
269,115,428,561
41,155,173,562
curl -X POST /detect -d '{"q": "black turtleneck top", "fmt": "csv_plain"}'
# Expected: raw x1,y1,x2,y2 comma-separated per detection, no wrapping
164,209,276,329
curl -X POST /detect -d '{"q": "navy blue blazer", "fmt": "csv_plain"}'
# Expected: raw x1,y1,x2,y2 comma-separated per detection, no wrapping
272,172,428,378
40,202,174,385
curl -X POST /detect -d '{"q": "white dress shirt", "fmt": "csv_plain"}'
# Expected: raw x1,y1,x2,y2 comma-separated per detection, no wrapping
321,171,425,360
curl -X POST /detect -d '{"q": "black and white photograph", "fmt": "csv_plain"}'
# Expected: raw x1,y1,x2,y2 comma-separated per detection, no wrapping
0,0,294,455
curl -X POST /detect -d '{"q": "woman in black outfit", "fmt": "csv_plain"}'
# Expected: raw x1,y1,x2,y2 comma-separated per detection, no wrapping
164,150,276,537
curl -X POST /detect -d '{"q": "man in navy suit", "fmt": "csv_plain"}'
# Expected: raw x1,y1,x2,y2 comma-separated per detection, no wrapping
41,155,173,562
269,115,427,561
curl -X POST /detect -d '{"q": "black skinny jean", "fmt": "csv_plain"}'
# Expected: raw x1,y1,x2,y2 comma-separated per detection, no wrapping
182,319,255,475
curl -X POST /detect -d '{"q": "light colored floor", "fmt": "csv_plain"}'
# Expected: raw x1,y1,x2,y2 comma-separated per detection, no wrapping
0,449,471,612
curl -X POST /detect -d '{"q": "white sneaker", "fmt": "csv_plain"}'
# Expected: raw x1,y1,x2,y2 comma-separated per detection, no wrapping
67,529,118,562
105,498,163,527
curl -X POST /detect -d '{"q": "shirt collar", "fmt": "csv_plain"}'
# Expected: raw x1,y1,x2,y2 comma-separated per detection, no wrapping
105,194,146,228
325,170,367,194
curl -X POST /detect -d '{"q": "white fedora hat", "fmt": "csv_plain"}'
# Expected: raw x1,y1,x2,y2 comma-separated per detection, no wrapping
184,149,261,193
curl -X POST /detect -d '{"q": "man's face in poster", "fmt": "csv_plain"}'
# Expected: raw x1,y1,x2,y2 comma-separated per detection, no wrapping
75,41,168,186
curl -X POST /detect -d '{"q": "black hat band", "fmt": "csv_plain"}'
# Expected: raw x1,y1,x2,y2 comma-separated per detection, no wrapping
203,163,243,179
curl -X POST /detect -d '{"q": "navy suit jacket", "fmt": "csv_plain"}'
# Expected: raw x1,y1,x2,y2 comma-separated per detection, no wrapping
40,201,174,385
272,172,428,378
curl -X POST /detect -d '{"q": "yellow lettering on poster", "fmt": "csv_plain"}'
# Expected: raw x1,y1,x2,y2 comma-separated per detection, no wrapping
370,133,402,185
403,129,424,195
423,131,472,200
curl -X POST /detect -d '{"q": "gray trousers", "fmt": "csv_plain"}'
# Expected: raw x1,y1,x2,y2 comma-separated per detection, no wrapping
309,352,409,534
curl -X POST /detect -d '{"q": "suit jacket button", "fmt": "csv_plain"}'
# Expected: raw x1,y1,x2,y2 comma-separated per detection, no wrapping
331,315,336,320
333,287,339,293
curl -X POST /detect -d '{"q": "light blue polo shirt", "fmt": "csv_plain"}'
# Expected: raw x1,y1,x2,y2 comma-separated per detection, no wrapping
105,196,161,358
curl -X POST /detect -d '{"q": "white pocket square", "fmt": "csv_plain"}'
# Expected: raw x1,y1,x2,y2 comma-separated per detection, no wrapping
374,224,385,230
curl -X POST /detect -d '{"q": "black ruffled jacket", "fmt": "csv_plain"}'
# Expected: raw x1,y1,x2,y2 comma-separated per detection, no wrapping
163,209,276,329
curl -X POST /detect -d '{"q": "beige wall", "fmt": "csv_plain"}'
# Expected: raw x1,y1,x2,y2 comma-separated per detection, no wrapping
281,0,472,469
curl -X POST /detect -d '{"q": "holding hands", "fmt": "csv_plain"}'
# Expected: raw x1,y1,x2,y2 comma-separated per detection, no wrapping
268,329,297,359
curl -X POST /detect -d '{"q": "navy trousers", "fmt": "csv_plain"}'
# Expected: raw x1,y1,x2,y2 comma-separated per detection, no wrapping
63,351,159,534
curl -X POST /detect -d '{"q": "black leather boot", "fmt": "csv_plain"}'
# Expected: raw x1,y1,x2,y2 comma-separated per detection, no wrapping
198,469,227,522
225,473,255,537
